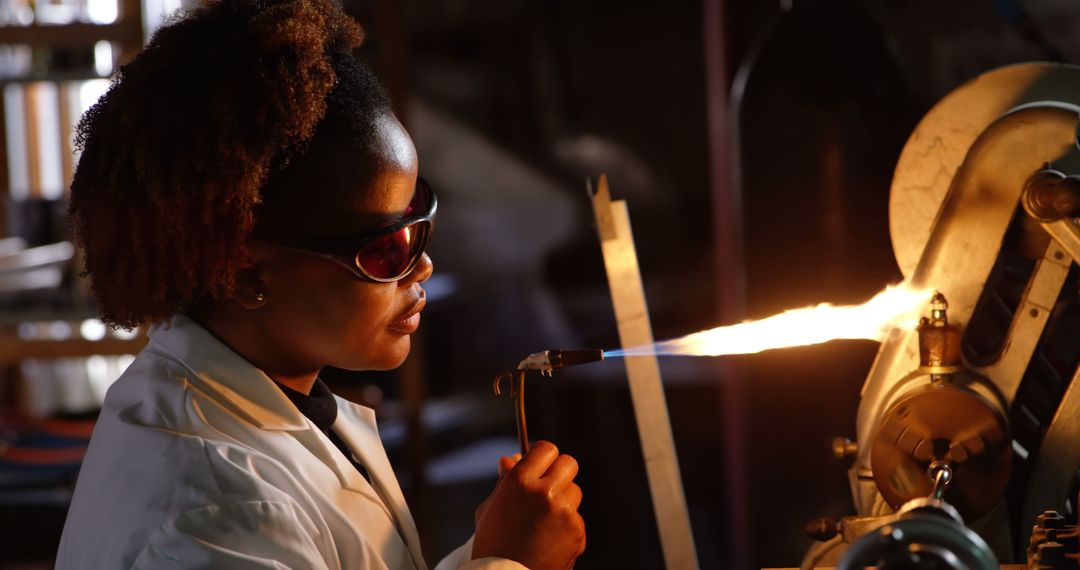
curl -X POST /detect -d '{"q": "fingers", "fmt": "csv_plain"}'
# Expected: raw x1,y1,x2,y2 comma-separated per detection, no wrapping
563,482,583,511
541,454,579,493
575,514,587,556
513,440,560,479
498,453,522,479
508,443,583,521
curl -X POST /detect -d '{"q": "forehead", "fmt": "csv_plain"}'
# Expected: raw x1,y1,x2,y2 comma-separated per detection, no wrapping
263,113,419,239
369,114,417,180
347,115,419,217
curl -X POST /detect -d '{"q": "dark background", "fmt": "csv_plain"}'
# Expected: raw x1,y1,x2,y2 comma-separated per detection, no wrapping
6,0,1080,568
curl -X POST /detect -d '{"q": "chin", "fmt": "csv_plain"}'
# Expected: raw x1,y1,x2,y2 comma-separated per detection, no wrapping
337,337,411,372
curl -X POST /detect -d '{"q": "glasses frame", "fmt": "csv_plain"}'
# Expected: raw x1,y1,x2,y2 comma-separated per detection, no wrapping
266,178,437,283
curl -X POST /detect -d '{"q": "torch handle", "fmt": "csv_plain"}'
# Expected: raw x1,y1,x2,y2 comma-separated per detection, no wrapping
493,370,531,455
513,370,530,454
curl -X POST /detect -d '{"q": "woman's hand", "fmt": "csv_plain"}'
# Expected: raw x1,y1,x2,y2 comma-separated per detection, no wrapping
474,453,520,526
472,441,586,570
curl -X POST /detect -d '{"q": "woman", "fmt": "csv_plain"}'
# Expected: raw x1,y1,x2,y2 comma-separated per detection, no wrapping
54,0,586,568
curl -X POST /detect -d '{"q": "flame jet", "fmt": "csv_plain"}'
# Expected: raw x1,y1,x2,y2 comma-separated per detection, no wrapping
607,282,933,358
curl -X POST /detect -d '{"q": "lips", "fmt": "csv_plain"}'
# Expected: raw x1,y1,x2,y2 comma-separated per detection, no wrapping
388,297,426,335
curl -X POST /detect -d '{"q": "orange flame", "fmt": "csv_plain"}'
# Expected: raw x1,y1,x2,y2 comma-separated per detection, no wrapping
610,282,933,357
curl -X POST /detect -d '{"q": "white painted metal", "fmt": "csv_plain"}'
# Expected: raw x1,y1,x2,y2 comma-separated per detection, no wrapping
844,63,1080,562
799,62,1080,568
591,175,699,570
856,106,1079,517
975,239,1070,404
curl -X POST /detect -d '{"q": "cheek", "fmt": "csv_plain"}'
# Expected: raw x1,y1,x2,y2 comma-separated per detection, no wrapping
293,275,392,338
268,263,402,365
313,283,409,370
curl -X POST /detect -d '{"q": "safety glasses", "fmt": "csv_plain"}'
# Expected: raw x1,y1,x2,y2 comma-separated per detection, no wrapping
268,178,437,283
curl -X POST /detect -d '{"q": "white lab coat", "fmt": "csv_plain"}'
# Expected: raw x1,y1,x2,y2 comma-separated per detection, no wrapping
56,315,524,570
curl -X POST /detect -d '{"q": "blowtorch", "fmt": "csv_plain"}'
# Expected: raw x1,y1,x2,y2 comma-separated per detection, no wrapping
493,349,605,453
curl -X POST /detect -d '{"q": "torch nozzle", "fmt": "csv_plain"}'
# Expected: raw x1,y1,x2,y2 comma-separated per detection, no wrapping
498,349,604,454
516,349,605,373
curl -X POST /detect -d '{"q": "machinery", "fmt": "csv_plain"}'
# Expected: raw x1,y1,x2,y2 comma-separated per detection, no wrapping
801,62,1080,568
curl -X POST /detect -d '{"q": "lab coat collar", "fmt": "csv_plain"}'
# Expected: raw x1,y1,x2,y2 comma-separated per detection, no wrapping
333,400,428,570
148,317,425,565
146,315,309,432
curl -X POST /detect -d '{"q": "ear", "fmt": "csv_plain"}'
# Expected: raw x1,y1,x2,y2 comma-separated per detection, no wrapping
232,244,271,310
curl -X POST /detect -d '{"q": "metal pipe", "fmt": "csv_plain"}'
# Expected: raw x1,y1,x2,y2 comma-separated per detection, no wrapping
512,370,528,454
493,370,530,454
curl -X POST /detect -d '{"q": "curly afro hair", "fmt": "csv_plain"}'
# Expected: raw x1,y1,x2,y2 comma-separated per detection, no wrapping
69,0,390,328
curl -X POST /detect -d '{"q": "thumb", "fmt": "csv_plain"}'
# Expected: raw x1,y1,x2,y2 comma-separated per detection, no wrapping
498,453,522,479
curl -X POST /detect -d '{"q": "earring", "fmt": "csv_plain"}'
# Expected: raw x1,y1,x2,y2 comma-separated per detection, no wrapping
242,290,267,310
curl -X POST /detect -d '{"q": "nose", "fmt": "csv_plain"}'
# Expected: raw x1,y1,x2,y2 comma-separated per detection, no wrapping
401,252,433,286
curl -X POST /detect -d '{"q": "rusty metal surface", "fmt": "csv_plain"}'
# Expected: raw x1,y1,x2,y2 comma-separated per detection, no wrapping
917,294,962,369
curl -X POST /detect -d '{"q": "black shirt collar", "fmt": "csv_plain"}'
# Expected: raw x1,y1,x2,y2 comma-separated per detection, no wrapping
273,377,338,433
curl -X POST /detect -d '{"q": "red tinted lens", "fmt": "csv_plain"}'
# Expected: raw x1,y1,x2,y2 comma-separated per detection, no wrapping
355,223,427,280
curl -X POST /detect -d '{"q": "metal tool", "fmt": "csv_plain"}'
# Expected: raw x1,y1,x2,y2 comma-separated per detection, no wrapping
928,461,953,501
493,349,604,454
868,293,1011,521
836,498,998,570
801,62,1080,568
834,455,993,569
514,349,605,375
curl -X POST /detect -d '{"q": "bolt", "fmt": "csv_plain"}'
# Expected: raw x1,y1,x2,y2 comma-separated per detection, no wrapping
1037,541,1066,562
804,517,838,541
1037,510,1066,530
831,437,857,460
1031,308,1040,318
930,293,948,323
1054,250,1065,260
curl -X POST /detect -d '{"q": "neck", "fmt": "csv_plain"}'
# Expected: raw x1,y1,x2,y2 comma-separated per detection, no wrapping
272,373,319,395
187,303,320,395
